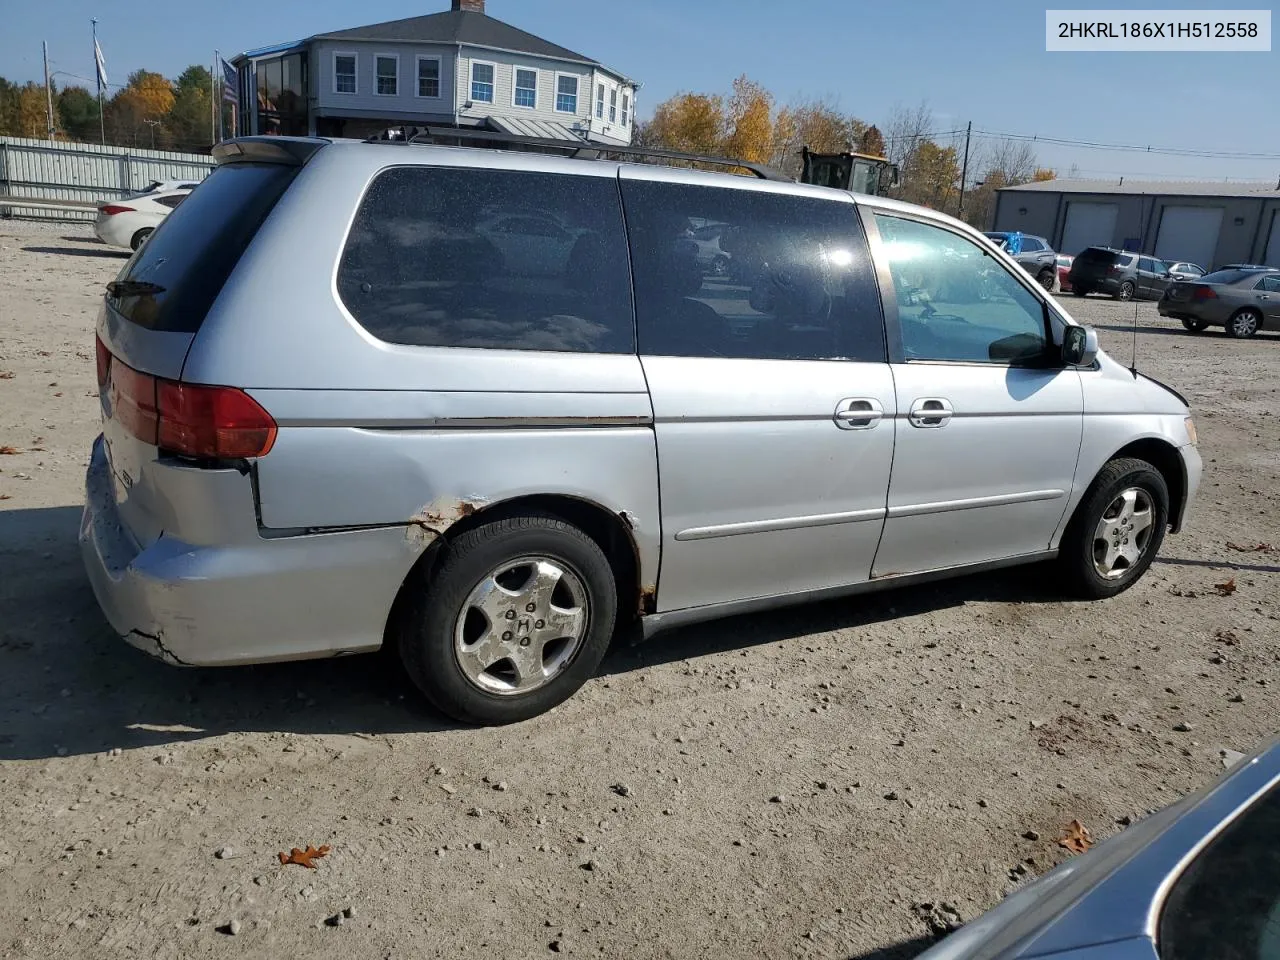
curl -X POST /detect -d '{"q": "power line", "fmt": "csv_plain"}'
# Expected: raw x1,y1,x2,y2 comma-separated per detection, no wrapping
971,128,1280,162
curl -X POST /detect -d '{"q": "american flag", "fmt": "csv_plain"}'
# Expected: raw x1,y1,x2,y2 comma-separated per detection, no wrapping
221,58,238,104
94,38,108,89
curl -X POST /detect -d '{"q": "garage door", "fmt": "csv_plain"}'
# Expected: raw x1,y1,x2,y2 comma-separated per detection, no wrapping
1154,206,1224,270
1060,202,1119,257
1264,210,1280,268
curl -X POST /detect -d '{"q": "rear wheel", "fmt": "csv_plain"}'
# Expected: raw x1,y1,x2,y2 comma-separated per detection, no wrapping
129,227,153,251
1059,458,1168,599
398,514,617,725
1036,268,1055,291
1181,318,1211,333
1073,286,1090,297
1227,308,1262,339
1117,280,1136,301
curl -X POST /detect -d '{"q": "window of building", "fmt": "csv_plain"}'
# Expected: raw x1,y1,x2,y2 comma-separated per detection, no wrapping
337,168,635,354
375,55,398,96
609,88,617,123
416,56,440,98
622,180,885,362
333,52,356,94
471,61,495,103
595,82,605,119
514,68,537,108
621,92,630,126
874,214,1050,365
555,74,578,113
258,53,308,135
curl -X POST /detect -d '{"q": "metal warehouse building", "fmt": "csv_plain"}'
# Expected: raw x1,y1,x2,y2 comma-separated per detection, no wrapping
992,179,1280,271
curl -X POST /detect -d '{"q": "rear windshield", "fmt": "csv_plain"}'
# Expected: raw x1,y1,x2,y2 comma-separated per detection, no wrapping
107,162,297,333
1200,269,1258,285
1075,248,1121,266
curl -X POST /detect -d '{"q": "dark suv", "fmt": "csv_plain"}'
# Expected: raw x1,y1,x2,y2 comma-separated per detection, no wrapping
1068,247,1173,301
983,232,1058,290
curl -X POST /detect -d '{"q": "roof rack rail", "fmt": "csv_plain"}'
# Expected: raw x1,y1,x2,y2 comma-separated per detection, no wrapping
363,126,792,182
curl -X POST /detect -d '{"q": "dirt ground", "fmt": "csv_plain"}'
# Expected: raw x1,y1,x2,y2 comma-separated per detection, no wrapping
1,218,1277,960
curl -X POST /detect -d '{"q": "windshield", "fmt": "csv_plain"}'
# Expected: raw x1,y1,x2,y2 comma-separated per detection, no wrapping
1159,781,1280,959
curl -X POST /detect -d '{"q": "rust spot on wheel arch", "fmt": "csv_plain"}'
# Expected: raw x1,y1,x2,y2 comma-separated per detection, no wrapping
639,584,657,616
406,496,487,545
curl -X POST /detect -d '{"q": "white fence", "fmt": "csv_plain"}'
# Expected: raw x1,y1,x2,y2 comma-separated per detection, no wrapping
0,137,216,222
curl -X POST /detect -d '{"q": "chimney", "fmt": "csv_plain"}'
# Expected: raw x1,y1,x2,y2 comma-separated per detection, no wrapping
452,0,485,11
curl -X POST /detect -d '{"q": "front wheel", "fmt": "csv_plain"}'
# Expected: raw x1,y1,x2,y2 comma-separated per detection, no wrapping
1227,309,1262,339
1181,318,1211,333
398,514,618,725
1059,457,1168,599
1036,268,1055,291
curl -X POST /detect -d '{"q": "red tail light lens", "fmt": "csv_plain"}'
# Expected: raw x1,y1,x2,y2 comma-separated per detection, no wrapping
97,340,276,459
156,381,277,459
1192,286,1217,301
99,204,135,215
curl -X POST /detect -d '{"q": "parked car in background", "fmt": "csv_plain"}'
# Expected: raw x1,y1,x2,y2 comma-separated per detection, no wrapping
983,231,1058,290
1056,254,1074,292
1159,266,1280,338
93,185,193,250
81,136,1200,725
917,735,1280,960
1068,247,1173,301
686,221,732,276
1165,261,1205,281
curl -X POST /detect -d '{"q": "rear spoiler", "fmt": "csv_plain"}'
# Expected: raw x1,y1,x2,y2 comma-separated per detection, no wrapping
212,137,328,166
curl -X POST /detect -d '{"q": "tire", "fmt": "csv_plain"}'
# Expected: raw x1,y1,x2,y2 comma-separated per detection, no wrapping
1059,457,1169,600
1036,268,1055,291
1072,286,1090,297
1181,317,1211,333
1227,308,1262,339
129,227,153,251
1117,280,1136,301
398,514,618,725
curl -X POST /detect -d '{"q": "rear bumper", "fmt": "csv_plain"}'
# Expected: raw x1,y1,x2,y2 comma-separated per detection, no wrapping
79,434,424,666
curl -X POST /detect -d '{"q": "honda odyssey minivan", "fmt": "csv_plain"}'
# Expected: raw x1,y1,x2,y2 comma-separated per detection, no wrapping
80,135,1201,724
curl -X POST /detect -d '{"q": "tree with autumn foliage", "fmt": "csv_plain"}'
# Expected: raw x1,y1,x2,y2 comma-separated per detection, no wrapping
105,70,176,147
645,92,726,157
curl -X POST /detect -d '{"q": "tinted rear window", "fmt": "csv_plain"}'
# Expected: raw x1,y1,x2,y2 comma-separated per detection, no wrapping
1159,782,1280,960
337,167,635,353
1075,248,1120,266
107,163,297,332
1201,269,1260,285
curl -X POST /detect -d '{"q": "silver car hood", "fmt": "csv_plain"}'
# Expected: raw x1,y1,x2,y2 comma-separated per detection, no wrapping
917,736,1280,960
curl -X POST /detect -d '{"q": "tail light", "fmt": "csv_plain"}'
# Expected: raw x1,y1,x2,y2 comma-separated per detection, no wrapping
98,204,135,215
1107,264,1123,274
1192,286,1217,301
95,335,276,459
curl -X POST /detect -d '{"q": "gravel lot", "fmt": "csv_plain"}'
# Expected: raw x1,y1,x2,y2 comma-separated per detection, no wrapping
1,219,1277,960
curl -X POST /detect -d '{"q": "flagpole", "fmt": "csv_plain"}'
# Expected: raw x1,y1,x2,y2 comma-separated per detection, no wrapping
211,52,217,145
215,50,224,142
92,19,105,143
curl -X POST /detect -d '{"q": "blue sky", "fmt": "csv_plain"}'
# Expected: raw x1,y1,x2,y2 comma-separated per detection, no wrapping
3,0,1277,181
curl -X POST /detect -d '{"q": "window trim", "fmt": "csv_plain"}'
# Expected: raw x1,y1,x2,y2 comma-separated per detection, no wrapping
512,66,539,110
859,204,1058,369
469,60,496,104
415,55,442,99
554,72,580,114
373,53,399,97
332,51,358,95
595,81,605,119
609,87,618,123
621,91,630,126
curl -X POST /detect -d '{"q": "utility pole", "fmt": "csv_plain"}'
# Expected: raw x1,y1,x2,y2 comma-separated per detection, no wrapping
144,118,160,149
957,120,972,218
43,41,55,139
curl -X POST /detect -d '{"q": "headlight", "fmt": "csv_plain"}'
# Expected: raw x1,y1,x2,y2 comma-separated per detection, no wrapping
1184,417,1198,446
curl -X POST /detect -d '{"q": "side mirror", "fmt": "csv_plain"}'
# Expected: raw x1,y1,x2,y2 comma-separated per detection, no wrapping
1062,325,1099,366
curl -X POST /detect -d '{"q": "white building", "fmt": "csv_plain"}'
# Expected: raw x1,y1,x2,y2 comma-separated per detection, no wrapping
231,0,638,144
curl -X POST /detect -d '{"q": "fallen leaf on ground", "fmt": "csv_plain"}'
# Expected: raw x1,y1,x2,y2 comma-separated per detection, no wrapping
0,371,13,379
1058,819,1093,854
0,446,19,455
0,494,11,501
1169,588,1199,598
1226,542,1275,554
1214,578,1237,596
278,844,331,869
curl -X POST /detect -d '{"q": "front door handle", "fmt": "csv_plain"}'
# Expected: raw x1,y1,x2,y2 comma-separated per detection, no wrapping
908,397,953,428
834,397,884,430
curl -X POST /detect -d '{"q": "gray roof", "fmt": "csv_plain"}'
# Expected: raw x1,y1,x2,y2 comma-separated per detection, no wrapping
312,10,596,65
1000,178,1280,198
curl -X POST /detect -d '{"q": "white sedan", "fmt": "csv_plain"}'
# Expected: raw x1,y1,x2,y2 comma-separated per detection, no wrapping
93,184,196,251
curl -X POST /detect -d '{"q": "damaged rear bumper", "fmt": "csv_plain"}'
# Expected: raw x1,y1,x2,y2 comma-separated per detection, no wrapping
79,434,425,666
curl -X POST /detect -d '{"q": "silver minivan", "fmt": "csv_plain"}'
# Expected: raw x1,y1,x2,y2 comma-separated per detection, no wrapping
81,136,1202,724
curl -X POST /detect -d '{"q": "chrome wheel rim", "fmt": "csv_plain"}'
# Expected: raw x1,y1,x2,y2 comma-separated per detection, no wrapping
453,555,589,696
1119,282,1134,301
1091,488,1155,579
1233,311,1259,336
